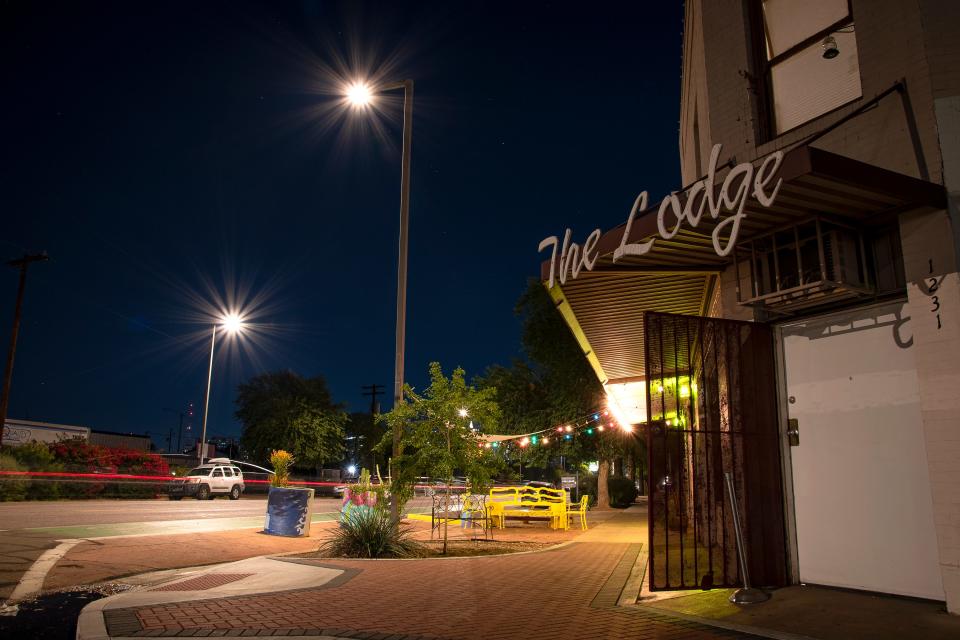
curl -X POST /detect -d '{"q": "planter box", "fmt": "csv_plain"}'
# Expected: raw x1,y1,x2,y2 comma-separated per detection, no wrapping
264,486,314,537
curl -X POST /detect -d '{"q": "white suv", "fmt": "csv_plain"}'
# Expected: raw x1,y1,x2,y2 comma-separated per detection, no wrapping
168,458,245,500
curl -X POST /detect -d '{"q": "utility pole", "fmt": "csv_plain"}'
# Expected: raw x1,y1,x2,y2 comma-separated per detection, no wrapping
361,383,384,415
1,252,48,428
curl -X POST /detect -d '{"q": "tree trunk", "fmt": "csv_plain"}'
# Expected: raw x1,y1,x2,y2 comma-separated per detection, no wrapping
625,450,634,480
597,457,611,509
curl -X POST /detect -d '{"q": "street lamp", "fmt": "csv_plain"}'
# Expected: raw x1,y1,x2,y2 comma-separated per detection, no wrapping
198,313,245,465
345,78,414,523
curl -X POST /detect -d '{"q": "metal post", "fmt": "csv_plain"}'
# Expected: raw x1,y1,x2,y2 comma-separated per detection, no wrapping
1,253,48,427
390,79,414,525
724,471,769,604
177,412,184,452
199,324,217,465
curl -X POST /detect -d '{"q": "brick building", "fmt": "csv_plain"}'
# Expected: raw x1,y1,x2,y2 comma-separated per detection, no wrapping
539,0,960,612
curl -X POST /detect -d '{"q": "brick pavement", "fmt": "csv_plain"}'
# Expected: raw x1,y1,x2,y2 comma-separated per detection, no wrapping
107,510,756,639
45,526,333,591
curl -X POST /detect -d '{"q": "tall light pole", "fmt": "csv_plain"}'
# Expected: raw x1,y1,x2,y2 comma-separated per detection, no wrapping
198,313,244,465
346,78,414,523
1,252,48,428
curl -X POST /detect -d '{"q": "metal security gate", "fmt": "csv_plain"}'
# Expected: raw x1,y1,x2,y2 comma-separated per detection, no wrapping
645,312,787,591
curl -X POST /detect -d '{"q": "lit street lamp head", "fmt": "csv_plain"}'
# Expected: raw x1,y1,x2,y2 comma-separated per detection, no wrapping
221,313,245,334
346,82,373,107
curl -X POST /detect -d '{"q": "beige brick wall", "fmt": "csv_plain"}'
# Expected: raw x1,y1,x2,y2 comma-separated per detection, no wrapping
679,0,960,611
900,208,960,613
681,0,948,185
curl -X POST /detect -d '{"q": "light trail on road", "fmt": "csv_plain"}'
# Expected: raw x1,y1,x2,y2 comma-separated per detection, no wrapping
0,497,433,534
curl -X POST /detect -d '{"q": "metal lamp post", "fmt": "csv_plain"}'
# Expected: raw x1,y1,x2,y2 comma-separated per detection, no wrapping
345,79,414,523
198,314,244,465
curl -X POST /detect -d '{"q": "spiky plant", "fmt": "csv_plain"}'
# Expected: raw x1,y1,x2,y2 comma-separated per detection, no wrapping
320,507,423,558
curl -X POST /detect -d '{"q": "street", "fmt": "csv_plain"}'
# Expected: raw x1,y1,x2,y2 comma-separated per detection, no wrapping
1,495,316,529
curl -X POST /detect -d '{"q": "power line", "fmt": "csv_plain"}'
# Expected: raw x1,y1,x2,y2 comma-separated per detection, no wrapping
361,383,384,415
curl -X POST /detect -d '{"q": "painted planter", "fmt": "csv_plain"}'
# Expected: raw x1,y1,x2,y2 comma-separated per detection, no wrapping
339,487,377,525
264,486,314,537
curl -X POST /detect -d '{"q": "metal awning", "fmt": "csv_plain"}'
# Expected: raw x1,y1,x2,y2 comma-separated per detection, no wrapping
542,144,946,385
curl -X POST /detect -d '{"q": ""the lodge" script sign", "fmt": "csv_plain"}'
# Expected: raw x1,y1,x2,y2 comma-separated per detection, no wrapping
539,144,784,288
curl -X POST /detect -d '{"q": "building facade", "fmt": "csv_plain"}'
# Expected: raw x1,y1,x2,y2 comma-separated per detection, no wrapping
540,0,960,612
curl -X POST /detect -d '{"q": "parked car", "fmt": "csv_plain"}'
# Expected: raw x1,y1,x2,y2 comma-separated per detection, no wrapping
168,458,244,500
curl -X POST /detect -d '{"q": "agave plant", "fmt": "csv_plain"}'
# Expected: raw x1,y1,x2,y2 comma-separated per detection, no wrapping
320,507,423,558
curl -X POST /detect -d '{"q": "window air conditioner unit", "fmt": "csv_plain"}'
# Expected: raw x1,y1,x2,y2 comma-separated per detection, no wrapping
822,229,866,288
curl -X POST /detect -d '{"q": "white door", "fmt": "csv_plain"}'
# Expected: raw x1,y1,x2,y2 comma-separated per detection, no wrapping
211,467,228,492
781,301,943,599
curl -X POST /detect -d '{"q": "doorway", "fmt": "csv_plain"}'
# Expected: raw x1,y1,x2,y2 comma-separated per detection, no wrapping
779,301,943,599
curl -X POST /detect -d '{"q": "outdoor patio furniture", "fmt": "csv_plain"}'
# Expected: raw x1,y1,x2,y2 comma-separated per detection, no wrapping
566,495,589,530
487,486,568,530
430,493,492,541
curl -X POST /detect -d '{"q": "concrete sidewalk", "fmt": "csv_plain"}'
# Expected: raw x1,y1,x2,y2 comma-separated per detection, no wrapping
74,506,960,639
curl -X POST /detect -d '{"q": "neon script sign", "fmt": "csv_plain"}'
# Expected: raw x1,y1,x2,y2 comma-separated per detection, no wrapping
539,144,784,288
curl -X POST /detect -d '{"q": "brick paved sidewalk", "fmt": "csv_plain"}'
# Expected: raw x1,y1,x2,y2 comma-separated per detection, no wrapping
45,525,335,591
105,509,755,639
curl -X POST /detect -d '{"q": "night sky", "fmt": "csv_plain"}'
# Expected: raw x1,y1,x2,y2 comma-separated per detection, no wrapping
2,1,683,447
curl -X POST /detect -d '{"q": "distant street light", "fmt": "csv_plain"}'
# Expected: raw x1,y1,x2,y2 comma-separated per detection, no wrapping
198,313,245,464
344,77,414,524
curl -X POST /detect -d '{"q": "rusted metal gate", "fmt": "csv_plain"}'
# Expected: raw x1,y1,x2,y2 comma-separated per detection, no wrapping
644,312,787,591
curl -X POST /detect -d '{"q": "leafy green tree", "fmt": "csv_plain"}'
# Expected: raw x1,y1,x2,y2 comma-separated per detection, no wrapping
236,371,347,470
378,362,501,551
478,280,632,507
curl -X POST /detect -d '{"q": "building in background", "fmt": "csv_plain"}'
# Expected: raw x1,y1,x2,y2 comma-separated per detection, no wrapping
89,429,153,451
1,418,153,452
541,0,959,612
1,418,90,446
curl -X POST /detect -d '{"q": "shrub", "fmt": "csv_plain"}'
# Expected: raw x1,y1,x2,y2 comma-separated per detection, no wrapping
0,441,169,499
321,507,423,558
608,476,639,508
10,441,56,469
0,454,27,501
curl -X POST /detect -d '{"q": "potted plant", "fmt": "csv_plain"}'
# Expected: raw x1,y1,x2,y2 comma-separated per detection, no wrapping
264,449,315,537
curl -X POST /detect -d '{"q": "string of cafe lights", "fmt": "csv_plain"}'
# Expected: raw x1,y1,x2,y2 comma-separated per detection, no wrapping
476,408,633,450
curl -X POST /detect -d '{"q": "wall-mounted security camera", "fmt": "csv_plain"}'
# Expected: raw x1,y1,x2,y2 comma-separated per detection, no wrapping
821,35,839,59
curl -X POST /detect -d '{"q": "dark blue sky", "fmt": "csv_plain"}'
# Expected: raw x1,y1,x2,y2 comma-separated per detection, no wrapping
2,0,683,446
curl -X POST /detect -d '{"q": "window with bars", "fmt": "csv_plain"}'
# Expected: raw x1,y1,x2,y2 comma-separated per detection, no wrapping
756,0,862,135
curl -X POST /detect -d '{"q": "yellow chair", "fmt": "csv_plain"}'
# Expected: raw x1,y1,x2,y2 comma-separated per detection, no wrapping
567,495,589,530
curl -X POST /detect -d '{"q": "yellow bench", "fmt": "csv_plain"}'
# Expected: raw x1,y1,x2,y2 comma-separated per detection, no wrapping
486,486,568,530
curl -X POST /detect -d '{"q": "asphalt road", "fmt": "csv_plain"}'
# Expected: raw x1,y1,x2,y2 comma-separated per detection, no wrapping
0,496,339,529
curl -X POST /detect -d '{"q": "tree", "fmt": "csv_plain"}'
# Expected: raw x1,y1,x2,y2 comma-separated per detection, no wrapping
236,371,347,470
378,362,501,552
478,280,630,507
